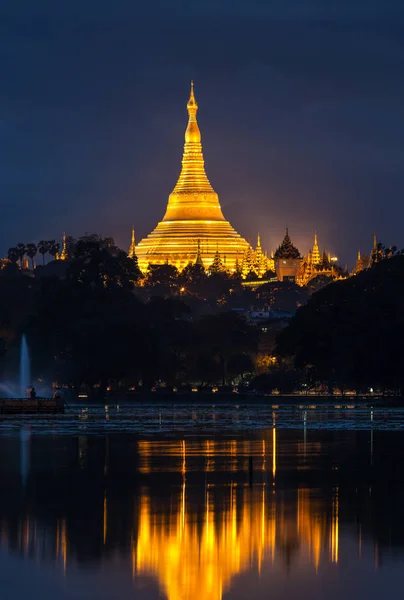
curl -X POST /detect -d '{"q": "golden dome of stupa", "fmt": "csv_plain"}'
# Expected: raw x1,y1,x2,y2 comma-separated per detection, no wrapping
135,82,249,272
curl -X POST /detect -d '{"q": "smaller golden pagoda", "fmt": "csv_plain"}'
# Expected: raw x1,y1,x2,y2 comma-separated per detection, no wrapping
311,232,320,265
60,233,68,261
128,225,136,259
135,82,249,273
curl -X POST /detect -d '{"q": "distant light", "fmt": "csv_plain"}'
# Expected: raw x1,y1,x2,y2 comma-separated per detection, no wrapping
330,256,338,262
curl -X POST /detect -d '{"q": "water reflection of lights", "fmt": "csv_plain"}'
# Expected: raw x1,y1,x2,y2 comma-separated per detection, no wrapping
133,481,341,600
133,438,342,600
0,436,372,594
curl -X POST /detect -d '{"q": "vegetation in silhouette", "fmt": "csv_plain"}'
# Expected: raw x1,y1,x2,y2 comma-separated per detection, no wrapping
37,240,49,266
2,232,404,398
277,253,404,394
251,363,303,394
47,240,60,260
26,244,37,270
16,244,27,268
68,234,141,290
144,263,180,295
179,263,207,295
194,312,259,386
227,353,254,387
306,274,333,295
7,247,19,264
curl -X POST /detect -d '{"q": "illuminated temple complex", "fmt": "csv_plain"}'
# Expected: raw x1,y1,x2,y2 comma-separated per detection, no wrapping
135,83,251,273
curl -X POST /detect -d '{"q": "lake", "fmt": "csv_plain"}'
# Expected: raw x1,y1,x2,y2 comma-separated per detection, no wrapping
0,404,404,600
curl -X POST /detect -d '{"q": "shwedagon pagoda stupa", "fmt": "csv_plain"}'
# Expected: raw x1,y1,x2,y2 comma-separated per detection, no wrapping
135,82,250,273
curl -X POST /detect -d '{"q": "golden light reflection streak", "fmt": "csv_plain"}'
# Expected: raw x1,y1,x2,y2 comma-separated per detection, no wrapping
262,439,266,472
206,439,213,472
61,518,67,575
330,487,339,564
182,440,186,476
258,484,266,575
272,412,277,480
181,440,186,535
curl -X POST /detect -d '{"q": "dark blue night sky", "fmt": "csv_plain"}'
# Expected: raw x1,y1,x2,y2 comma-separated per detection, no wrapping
1,0,404,264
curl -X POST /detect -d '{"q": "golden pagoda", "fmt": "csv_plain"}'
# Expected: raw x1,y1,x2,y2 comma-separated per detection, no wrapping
311,232,321,265
60,233,68,261
128,225,136,259
135,82,250,273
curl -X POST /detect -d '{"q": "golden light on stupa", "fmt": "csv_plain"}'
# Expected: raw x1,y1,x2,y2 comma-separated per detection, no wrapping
135,82,250,272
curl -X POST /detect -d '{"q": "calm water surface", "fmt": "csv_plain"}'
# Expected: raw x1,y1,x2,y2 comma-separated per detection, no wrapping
1,404,404,600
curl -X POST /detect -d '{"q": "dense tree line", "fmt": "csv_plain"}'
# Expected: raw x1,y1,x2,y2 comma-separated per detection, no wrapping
0,236,261,396
2,234,403,398
276,252,404,395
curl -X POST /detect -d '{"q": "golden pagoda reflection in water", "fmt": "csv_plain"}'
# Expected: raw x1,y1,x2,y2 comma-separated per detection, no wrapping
2,433,394,600
133,438,341,600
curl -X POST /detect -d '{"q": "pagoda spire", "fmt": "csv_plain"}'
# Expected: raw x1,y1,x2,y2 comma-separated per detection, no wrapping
195,239,204,267
60,232,68,261
209,244,224,273
311,231,320,265
128,225,136,259
172,81,214,194
135,83,249,272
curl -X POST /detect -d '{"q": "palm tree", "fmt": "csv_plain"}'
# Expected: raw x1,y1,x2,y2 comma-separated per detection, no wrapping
26,243,37,270
7,247,19,264
48,240,60,261
37,240,49,266
16,243,27,268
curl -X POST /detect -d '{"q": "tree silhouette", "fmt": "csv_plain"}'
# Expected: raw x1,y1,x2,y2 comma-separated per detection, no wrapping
276,254,404,394
16,244,27,268
68,235,141,290
48,240,60,260
7,247,19,264
145,263,180,295
37,241,49,266
227,353,254,387
26,244,37,270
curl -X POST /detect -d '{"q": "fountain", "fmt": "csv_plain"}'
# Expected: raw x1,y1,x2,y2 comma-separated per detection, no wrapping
0,334,39,398
0,335,61,411
20,334,31,398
